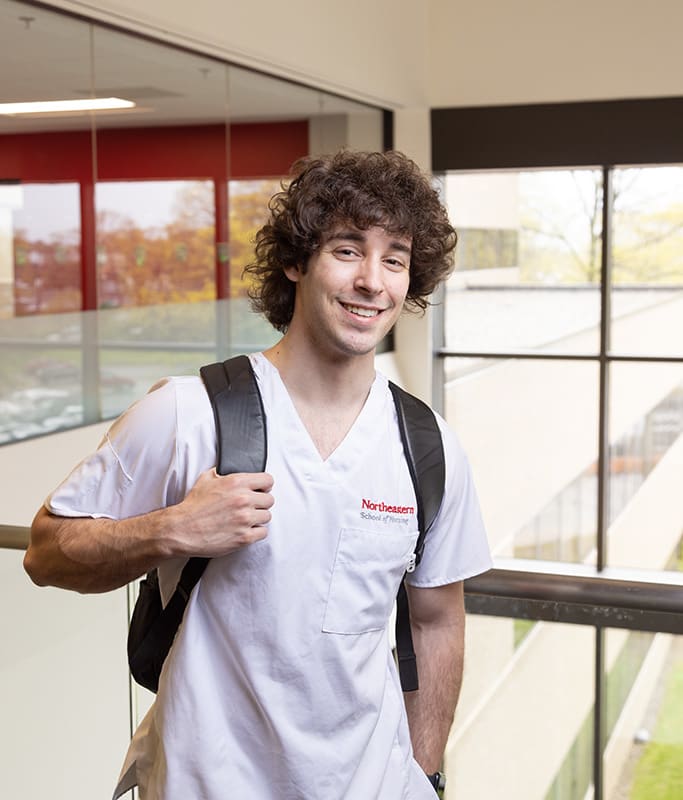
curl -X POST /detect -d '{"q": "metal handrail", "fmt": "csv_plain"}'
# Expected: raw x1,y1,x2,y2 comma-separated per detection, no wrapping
465,558,683,634
0,524,30,550
4,524,681,634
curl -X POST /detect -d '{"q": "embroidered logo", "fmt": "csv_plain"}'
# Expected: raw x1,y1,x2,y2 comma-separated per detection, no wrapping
361,498,415,515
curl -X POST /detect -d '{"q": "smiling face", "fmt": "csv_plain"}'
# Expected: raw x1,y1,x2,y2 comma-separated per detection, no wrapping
283,225,412,362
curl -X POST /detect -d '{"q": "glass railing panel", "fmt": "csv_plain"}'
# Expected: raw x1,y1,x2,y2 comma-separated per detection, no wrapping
447,614,595,799
604,631,682,799
0,545,131,799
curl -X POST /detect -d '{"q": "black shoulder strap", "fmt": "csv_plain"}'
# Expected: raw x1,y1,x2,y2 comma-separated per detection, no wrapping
388,382,445,559
389,381,446,692
172,356,267,621
200,355,268,475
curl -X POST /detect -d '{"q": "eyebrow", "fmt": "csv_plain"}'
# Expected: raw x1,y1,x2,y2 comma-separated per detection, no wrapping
326,230,412,255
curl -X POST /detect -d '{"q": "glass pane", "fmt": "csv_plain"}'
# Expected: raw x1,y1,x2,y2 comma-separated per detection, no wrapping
608,362,683,573
449,614,595,798
611,166,683,357
0,311,84,442
97,299,278,419
444,358,599,564
443,169,603,357
0,0,386,447
605,631,682,799
96,179,216,308
2,182,81,316
0,547,131,799
0,0,93,320
91,26,233,310
228,178,281,298
228,64,384,156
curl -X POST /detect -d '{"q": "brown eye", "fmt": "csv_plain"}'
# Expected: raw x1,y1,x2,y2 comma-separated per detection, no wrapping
385,258,407,272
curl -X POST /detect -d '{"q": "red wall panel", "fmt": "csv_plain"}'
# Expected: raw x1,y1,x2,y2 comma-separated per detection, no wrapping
0,120,308,182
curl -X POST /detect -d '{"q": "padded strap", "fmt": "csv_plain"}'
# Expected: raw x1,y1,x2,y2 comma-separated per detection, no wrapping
200,355,268,475
389,382,445,692
388,382,445,557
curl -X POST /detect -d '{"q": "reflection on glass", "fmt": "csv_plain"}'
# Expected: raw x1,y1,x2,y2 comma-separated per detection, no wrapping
96,299,279,418
443,169,603,359
0,0,384,447
0,183,81,317
611,166,683,356
449,615,594,799
605,632,682,799
96,180,216,308
0,299,280,443
445,358,599,565
608,363,683,573
0,310,84,442
229,179,281,297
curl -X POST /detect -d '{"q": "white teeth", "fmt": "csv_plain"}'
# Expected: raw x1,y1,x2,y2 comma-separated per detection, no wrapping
343,304,379,317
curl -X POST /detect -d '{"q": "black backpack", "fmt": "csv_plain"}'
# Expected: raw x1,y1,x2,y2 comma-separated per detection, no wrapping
128,355,445,694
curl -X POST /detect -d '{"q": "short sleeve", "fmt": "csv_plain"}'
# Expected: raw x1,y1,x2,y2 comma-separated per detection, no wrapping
46,378,184,521
406,415,492,587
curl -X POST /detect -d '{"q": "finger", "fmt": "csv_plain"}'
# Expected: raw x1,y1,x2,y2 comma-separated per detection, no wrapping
215,471,274,491
246,525,269,543
249,491,275,510
244,471,274,491
250,509,272,526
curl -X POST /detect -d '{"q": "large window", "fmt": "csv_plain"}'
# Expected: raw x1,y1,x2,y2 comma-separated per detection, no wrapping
440,165,683,575
433,99,683,800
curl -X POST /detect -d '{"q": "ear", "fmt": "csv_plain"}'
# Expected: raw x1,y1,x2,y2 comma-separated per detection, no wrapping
283,264,302,283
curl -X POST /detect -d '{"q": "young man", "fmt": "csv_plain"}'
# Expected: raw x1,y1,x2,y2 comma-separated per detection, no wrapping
25,150,491,799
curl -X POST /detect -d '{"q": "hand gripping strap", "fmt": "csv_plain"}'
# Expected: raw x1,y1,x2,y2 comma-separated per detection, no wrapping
179,354,268,609
389,382,446,692
128,356,267,693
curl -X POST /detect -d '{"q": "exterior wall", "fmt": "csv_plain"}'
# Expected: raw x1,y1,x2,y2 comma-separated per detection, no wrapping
428,0,683,107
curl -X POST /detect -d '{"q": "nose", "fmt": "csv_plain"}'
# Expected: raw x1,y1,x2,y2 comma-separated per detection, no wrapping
353,254,383,295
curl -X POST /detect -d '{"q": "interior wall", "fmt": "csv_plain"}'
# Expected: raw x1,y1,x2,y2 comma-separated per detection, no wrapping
428,0,683,107
40,0,429,109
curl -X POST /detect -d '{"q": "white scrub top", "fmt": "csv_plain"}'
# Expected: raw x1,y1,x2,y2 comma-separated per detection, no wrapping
47,353,491,800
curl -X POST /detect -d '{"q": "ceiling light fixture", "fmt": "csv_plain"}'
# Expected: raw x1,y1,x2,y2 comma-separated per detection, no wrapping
0,97,136,115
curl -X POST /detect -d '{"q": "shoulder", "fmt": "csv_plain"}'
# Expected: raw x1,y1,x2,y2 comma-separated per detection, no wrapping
109,375,210,446
46,375,213,518
104,374,216,492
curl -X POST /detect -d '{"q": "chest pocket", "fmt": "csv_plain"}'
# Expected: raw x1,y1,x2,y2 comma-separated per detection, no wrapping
322,527,419,635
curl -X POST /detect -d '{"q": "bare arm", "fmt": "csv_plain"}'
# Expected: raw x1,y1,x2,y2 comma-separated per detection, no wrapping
24,469,274,594
403,580,465,774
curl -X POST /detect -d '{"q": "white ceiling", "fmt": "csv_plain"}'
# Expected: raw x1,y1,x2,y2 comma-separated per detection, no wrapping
0,0,377,134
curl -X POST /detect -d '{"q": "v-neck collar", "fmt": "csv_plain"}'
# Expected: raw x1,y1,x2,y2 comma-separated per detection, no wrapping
251,352,387,481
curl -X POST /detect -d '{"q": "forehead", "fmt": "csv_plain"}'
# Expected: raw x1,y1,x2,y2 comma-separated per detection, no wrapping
323,225,412,251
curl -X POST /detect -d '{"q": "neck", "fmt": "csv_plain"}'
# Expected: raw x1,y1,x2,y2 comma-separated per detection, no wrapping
263,333,376,408
263,333,377,461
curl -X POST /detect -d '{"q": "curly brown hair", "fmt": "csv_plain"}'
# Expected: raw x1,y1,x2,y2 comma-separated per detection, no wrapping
244,150,457,331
